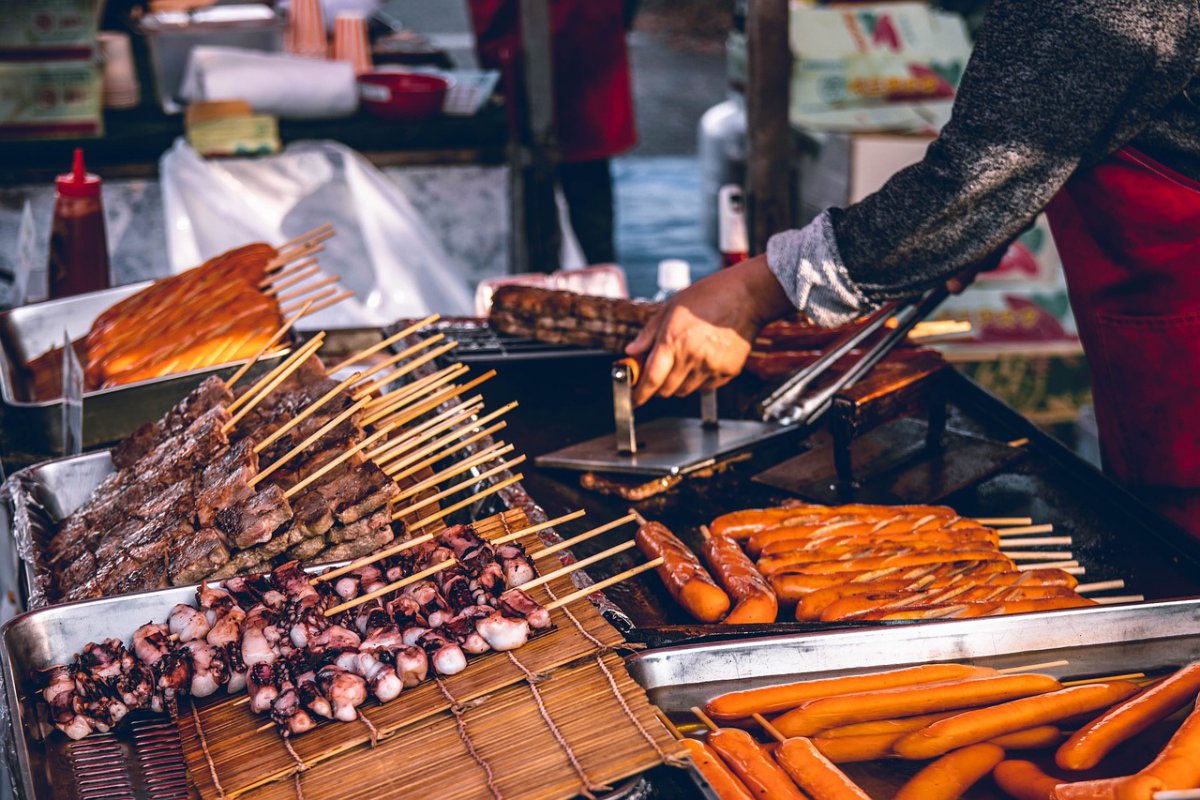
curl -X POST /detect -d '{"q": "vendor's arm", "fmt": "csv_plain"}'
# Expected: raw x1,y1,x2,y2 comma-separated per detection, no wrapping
631,0,1198,404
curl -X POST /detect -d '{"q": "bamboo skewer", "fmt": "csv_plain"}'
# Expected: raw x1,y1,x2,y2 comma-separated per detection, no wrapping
543,558,665,611
224,301,312,389
261,261,320,294
227,323,318,408
1019,561,1083,574
346,335,446,390
265,241,327,273
997,660,1070,674
325,314,442,375
1002,551,1074,561
379,401,515,474
283,284,338,312
295,288,355,317
314,532,441,583
357,370,480,433
373,374,499,432
367,398,484,464
390,457,526,521
251,371,364,455
275,274,341,303
532,513,639,559
354,343,470,399
393,443,513,501
249,396,371,487
223,335,326,432
362,366,470,425
284,422,399,500
996,524,1055,537
325,559,459,616
1093,595,1145,605
1075,579,1126,594
406,474,523,532
277,223,334,253
1061,673,1146,688
976,517,1033,526
1000,536,1073,547
519,540,638,592
752,713,786,743
385,422,508,482
653,708,685,740
491,510,588,546
691,706,719,732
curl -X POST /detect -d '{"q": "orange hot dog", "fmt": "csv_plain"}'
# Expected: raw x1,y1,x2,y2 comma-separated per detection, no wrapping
710,509,833,540
817,711,959,738
1053,775,1164,800
706,728,808,800
1057,662,1200,771
796,580,923,621
860,595,1096,621
893,743,1006,800
813,732,903,763
700,534,779,624
747,520,878,555
821,586,1082,623
991,726,1065,750
774,737,872,800
766,550,1013,577
895,681,1142,760
773,673,1063,738
635,521,731,623
679,738,755,800
770,560,1014,604
757,542,950,573
993,759,1060,800
705,663,997,722
759,528,1000,557
1135,703,1200,789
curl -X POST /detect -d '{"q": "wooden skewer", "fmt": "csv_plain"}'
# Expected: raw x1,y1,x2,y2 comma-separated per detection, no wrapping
266,240,326,273
996,524,1055,537
262,261,320,294
325,314,442,375
653,707,685,740
751,713,786,743
380,415,505,474
691,706,719,733
223,335,325,431
532,513,638,558
373,378,497,434
491,509,588,546
283,284,338,313
519,540,638,592
314,531,440,583
284,422,399,500
1000,536,1073,547
275,228,335,260
386,422,509,482
250,396,371,487
277,223,334,253
368,398,484,463
391,457,526,521
276,274,341,303
976,517,1034,527
1155,791,1200,800
224,301,312,389
353,342,468,399
393,442,513,500
1093,595,1145,605
1075,579,1126,594
344,335,446,390
379,396,513,467
406,474,523,532
997,660,1070,674
251,371,363,455
1018,561,1082,573
363,366,470,426
1002,551,1074,561
227,323,317,407
1061,673,1146,687
544,557,664,611
295,288,355,317
325,559,459,617
363,363,468,416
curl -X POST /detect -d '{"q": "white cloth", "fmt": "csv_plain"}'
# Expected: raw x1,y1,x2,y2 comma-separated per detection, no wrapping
180,46,358,119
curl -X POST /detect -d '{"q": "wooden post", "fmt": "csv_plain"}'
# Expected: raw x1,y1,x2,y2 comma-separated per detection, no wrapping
745,0,794,255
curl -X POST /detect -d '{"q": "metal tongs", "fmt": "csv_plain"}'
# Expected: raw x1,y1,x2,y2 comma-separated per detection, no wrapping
758,283,952,426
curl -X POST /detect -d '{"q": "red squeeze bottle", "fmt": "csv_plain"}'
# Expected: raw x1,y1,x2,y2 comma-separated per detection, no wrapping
48,148,111,300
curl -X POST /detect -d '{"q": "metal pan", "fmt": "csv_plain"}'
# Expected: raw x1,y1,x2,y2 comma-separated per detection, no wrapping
627,599,1200,798
0,283,292,459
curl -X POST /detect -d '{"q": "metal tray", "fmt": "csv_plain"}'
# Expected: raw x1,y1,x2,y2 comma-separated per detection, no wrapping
627,599,1200,799
0,283,291,459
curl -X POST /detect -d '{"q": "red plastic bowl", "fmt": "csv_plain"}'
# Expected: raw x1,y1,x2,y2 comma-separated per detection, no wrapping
358,71,450,122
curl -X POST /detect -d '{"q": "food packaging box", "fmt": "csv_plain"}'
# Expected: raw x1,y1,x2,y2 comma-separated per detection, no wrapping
0,0,102,58
0,59,103,140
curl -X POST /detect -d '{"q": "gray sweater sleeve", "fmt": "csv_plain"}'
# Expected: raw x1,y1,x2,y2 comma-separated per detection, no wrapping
767,0,1200,323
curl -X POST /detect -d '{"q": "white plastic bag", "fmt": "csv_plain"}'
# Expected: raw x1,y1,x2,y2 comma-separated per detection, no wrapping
159,139,474,328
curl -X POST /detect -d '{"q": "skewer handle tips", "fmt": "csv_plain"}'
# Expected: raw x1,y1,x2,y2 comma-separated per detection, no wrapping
543,556,664,611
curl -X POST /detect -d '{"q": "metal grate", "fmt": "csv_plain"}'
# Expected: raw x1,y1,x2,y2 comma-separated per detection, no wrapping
67,732,135,800
62,715,190,800
129,718,189,800
433,323,608,360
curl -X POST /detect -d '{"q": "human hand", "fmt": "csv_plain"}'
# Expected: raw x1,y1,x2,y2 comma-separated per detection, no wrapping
625,255,793,406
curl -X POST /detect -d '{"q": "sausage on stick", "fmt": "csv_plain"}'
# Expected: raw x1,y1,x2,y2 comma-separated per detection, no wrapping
635,520,731,623
892,743,1006,800
752,713,871,800
699,526,778,624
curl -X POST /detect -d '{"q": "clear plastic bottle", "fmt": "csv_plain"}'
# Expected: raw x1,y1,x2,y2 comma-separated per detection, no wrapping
654,259,692,302
48,148,111,300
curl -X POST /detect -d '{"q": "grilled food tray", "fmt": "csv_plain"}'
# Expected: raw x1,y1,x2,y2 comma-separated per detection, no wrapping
627,599,1200,799
0,284,295,459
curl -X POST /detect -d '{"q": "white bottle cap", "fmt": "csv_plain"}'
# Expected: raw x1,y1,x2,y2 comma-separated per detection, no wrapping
657,259,692,292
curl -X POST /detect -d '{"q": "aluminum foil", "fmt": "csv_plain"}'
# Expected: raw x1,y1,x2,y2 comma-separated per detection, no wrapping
2,471,50,611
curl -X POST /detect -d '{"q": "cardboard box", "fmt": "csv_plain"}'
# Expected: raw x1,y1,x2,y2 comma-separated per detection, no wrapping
0,59,103,139
0,0,102,58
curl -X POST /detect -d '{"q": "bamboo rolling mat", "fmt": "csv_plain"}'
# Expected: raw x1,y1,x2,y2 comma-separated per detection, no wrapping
177,508,684,799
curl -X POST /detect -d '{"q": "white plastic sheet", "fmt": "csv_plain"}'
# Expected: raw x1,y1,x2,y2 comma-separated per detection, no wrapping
159,139,474,327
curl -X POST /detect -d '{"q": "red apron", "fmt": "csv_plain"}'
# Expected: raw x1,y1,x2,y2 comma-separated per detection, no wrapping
1045,146,1200,534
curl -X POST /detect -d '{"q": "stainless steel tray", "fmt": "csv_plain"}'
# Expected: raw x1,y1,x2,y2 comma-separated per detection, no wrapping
627,599,1200,799
0,283,289,457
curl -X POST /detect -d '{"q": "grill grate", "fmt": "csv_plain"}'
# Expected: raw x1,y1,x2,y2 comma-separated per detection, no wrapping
130,718,189,800
428,323,607,360
67,732,135,800
62,715,190,800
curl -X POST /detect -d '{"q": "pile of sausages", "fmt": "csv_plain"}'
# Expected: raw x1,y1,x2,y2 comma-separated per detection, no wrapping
634,502,1094,625
686,660,1200,799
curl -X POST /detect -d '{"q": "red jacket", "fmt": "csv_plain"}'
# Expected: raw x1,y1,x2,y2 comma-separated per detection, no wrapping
467,0,637,162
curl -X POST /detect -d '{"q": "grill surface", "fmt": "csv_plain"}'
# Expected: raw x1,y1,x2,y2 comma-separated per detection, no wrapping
58,715,188,800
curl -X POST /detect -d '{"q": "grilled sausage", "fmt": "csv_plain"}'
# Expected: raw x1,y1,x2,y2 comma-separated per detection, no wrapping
774,737,872,800
700,533,778,624
893,743,1006,800
706,728,808,800
635,521,730,623
992,759,1060,800
679,738,755,800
